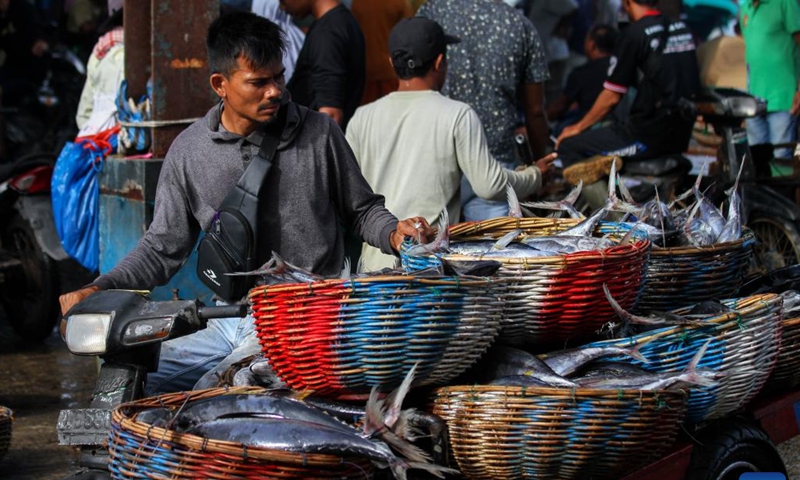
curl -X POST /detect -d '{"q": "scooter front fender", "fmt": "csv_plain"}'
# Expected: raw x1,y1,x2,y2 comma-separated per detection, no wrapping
742,185,800,224
14,195,69,261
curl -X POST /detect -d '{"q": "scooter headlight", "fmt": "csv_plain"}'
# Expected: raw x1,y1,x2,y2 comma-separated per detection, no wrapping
65,313,113,354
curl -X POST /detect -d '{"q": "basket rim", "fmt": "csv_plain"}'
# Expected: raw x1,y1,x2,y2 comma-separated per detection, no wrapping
112,387,372,466
248,275,498,297
432,384,689,400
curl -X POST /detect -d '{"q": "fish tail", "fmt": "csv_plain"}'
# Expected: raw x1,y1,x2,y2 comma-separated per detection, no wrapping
382,429,433,465
392,408,425,442
341,257,351,279
603,284,659,325
492,229,523,251
384,364,418,428
363,385,386,438
506,182,522,218
564,179,584,206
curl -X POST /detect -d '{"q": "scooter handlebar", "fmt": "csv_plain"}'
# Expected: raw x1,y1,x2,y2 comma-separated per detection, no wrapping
197,303,248,320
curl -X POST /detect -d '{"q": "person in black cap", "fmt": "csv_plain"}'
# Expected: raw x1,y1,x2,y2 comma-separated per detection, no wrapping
346,17,556,271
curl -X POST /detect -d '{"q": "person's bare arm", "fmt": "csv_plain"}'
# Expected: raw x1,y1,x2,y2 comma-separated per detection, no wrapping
319,106,344,126
556,88,622,146
523,82,549,160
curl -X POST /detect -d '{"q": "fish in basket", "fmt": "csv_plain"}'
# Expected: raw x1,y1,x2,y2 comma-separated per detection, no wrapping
401,163,651,346
432,329,730,479
109,370,457,480
245,253,504,395
576,291,783,423
612,160,755,313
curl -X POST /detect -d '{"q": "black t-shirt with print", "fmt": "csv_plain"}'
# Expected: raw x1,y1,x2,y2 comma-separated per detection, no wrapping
564,57,611,115
604,14,701,149
287,5,365,131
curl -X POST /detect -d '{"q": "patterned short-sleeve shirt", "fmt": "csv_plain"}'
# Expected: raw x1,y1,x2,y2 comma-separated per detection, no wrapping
418,0,549,166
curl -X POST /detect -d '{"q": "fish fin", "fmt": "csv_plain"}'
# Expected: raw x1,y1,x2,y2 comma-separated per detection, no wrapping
390,462,409,480
654,189,667,247
356,256,366,274
363,385,386,437
384,364,417,428
563,179,584,206
341,257,351,279
729,154,746,196
382,429,433,465
520,205,538,218
603,283,662,325
626,344,649,364
392,408,426,442
492,229,522,251
225,258,277,276
521,200,563,211
687,339,712,372
506,182,522,218
617,175,637,205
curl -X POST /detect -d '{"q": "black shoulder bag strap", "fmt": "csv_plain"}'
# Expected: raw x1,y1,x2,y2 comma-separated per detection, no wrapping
219,107,287,240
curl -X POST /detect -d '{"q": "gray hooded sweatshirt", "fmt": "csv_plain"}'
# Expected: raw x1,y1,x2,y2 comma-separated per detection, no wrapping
93,101,398,290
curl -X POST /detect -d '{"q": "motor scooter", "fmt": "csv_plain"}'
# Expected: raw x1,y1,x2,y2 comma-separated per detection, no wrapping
0,153,69,340
57,289,451,479
0,44,86,341
57,290,247,478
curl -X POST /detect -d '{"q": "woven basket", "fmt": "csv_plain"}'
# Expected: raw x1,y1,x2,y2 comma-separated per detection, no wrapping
402,218,650,345
768,316,800,390
250,276,503,395
108,388,375,479
0,406,11,463
433,385,687,480
634,233,755,313
581,293,782,424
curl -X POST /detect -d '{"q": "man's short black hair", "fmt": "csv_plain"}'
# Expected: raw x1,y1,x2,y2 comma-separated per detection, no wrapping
631,0,660,6
206,11,285,77
589,24,619,55
392,58,437,80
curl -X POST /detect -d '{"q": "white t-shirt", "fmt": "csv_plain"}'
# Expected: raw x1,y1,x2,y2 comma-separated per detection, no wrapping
346,90,542,271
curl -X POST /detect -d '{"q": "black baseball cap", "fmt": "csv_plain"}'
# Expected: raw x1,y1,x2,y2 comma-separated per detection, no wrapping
388,17,460,69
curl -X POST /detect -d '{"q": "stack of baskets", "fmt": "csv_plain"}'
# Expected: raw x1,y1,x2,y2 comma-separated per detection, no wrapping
0,406,11,463
249,275,504,395
402,217,650,345
580,293,782,423
433,385,688,480
633,232,754,313
108,388,375,479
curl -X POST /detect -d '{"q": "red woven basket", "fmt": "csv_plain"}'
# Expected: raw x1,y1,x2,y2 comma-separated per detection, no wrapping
250,276,504,396
403,218,650,346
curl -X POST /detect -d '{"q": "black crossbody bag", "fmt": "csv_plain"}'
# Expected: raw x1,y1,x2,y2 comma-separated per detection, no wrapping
196,110,285,302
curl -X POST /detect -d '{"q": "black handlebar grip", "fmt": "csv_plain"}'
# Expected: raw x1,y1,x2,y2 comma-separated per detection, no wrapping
197,304,248,320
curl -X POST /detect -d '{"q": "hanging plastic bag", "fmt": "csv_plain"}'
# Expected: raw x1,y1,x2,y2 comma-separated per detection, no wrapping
116,79,151,154
51,127,119,272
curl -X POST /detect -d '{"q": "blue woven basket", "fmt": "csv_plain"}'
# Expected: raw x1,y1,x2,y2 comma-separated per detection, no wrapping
633,231,755,313
250,276,505,395
577,293,782,423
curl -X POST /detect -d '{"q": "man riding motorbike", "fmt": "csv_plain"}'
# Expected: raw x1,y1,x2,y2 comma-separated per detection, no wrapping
555,0,701,176
58,11,433,395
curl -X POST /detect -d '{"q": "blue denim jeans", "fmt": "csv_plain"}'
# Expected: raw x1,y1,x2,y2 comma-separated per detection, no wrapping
460,166,515,222
746,111,798,159
145,313,261,395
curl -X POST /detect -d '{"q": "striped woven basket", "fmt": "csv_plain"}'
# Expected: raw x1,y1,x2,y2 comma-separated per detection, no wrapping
433,385,687,480
0,406,11,463
108,388,375,479
401,217,650,345
250,275,504,396
634,233,755,313
580,293,782,423
768,316,800,390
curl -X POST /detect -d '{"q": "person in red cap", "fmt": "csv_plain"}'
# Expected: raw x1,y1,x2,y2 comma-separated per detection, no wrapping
346,17,556,271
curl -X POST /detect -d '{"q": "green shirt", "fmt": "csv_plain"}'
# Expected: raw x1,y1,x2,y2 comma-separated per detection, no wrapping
740,0,800,112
